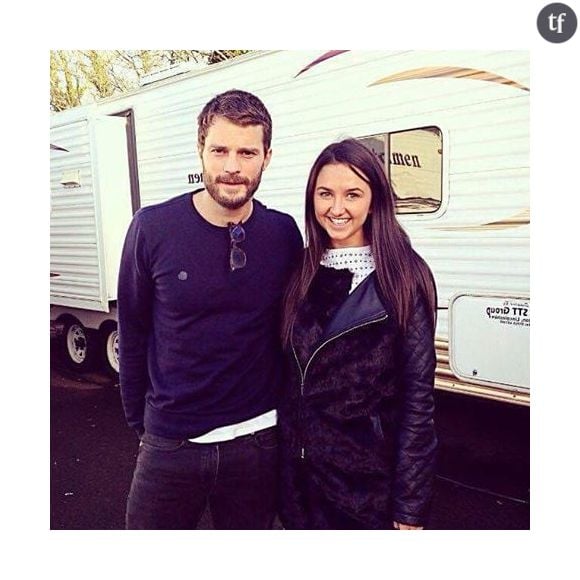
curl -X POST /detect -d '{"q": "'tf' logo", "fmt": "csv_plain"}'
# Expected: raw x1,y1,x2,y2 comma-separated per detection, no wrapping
538,3,578,42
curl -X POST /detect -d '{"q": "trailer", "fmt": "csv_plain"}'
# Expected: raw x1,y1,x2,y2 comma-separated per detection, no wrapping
50,49,529,404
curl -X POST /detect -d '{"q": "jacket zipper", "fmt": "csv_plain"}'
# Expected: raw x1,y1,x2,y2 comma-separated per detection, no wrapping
291,313,389,460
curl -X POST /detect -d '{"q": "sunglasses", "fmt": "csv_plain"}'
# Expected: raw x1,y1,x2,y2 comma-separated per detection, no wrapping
228,222,246,271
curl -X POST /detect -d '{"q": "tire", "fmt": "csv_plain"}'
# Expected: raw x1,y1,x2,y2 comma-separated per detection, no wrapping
58,317,96,372
100,322,120,379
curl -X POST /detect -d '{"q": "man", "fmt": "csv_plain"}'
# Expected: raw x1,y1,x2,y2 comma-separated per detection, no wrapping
118,89,303,529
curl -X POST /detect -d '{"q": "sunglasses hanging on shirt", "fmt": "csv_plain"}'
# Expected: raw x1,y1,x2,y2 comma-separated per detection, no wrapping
228,222,246,271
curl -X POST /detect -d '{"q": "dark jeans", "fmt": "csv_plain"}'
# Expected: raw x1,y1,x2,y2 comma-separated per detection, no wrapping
126,427,279,529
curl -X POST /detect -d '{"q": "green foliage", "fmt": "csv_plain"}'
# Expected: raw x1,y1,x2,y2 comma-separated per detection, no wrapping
50,49,251,111
50,51,86,112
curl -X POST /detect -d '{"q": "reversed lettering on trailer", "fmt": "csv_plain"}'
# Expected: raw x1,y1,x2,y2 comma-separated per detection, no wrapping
449,294,530,390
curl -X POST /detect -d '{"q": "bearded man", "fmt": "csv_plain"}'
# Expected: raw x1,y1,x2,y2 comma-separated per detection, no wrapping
118,90,303,529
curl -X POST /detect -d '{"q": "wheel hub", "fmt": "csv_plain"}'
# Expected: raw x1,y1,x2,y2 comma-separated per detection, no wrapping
67,325,87,363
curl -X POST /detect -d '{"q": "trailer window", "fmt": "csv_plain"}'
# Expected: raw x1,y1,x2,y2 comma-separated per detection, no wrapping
357,127,442,214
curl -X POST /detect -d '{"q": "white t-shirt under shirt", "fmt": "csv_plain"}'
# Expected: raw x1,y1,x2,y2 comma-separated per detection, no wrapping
189,409,276,443
192,245,376,443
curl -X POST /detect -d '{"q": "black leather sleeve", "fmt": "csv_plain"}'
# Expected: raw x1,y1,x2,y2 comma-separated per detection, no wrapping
392,292,438,526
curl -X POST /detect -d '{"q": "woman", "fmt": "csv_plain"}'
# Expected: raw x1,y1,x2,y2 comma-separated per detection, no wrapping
279,139,437,530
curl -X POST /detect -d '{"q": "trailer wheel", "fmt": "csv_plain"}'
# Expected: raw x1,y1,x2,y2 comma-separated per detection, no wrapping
59,317,96,372
100,322,120,378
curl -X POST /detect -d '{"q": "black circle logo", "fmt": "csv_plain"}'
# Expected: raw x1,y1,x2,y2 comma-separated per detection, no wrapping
537,3,577,42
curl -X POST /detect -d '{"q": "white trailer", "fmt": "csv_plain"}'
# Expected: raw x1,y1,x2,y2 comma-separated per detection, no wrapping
50,50,529,404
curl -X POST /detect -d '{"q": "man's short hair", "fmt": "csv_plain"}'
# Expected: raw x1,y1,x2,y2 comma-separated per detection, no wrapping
197,89,272,152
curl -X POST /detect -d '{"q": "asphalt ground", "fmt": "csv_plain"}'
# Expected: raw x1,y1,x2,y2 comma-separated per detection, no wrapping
50,364,530,530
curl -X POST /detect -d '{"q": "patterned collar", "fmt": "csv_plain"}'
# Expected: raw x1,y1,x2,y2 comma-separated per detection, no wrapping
320,246,375,293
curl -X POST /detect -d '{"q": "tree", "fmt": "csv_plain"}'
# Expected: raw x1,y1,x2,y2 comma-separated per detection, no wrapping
50,51,86,112
78,51,116,100
50,50,251,111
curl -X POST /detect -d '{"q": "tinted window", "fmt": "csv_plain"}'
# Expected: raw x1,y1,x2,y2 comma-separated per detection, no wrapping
358,126,442,214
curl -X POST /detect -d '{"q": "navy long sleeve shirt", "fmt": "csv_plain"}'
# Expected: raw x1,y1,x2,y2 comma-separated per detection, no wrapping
118,192,303,438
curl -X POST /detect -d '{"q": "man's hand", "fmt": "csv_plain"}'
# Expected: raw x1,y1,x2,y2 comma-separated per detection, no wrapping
393,521,424,530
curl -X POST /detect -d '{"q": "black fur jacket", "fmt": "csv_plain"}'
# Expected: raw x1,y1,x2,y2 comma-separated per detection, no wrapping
278,265,437,529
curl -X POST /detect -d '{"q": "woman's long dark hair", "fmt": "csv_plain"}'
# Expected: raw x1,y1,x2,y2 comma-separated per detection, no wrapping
281,138,437,346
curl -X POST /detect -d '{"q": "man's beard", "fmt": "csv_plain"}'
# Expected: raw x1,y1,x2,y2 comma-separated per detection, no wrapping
203,167,264,210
